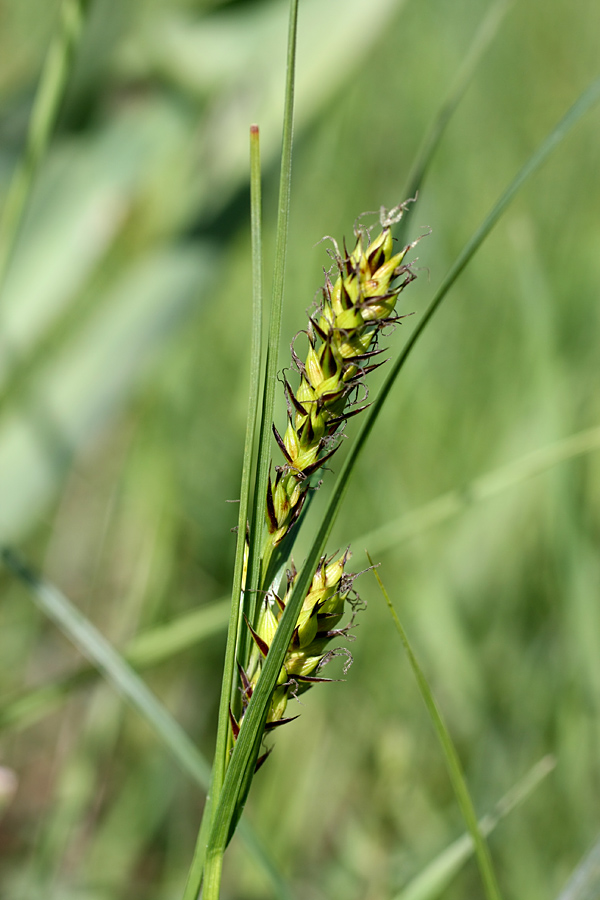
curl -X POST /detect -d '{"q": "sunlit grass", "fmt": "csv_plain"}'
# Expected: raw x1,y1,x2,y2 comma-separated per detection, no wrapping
1,0,600,898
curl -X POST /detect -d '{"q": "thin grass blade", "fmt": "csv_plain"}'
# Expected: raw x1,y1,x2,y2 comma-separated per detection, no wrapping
233,124,266,688
394,756,555,900
0,0,91,297
555,835,600,900
243,0,299,632
126,599,231,669
183,124,267,900
198,4,299,896
187,71,600,899
367,554,503,900
0,597,231,734
213,123,265,801
1,546,211,785
256,73,600,702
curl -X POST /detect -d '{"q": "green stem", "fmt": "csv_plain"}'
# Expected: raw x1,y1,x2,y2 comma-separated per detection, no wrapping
368,555,504,900
242,0,299,643
0,0,90,299
182,125,265,900
202,848,225,900
235,124,266,690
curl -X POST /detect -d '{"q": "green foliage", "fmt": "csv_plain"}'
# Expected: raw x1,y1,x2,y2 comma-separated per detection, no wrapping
1,0,600,898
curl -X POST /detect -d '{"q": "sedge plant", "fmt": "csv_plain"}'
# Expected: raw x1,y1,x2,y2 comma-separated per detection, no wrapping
195,173,424,899
180,0,600,896
3,1,600,898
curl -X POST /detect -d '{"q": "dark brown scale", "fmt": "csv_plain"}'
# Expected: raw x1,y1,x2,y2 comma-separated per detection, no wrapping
265,478,278,533
272,424,293,464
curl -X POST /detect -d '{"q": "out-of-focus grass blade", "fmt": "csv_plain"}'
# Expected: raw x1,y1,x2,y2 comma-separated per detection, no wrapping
394,756,555,900
126,600,230,669
556,836,600,900
1,546,212,789
359,423,600,554
0,548,289,899
0,597,230,734
398,0,512,240
0,105,187,393
367,555,503,900
0,0,91,297
0,766,18,818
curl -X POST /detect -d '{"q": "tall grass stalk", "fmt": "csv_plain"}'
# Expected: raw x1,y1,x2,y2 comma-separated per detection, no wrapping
394,756,556,900
181,6,600,893
369,553,503,900
2,2,600,897
182,123,268,900
189,2,299,896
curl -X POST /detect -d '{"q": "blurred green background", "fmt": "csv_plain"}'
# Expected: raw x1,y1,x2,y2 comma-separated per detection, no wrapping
1,0,599,897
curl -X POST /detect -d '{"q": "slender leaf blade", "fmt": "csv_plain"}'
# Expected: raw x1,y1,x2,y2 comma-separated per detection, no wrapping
394,756,555,900
197,1,299,896
358,423,600,554
1,547,211,785
0,548,289,900
243,0,299,630
183,123,267,900
556,835,600,900
368,555,503,900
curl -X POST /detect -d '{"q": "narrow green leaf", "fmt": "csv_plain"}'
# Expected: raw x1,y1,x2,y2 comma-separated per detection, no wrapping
243,0,299,630
0,597,230,734
0,0,91,298
326,76,600,571
367,554,503,900
259,74,600,707
200,2,299,897
1,547,211,786
235,123,266,687
183,124,267,900
393,756,555,900
126,600,231,669
199,76,600,884
556,835,600,900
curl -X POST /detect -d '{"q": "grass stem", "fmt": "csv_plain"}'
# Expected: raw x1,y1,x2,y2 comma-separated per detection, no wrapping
368,554,504,900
